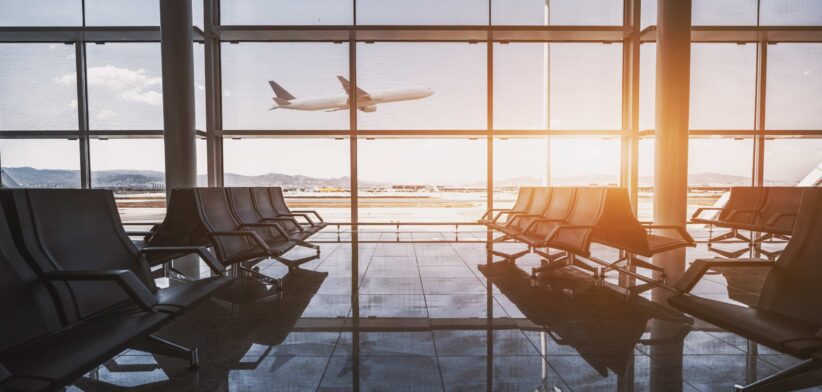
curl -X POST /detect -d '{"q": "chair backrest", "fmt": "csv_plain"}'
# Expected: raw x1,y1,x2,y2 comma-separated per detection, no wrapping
758,188,822,326
268,187,291,216
529,187,576,238
720,187,767,224
524,187,552,216
226,187,281,241
754,187,805,233
0,206,61,353
252,187,299,233
194,188,253,259
1,189,155,323
511,187,534,212
144,188,210,266
548,187,608,255
591,188,649,253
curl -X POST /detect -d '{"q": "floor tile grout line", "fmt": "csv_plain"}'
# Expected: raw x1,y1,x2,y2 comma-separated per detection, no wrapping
413,242,448,391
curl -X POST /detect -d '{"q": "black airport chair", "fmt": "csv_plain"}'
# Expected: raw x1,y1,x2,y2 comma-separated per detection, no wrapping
692,186,768,244
490,187,552,240
669,188,822,391
250,187,322,240
0,202,190,392
1,189,229,318
267,187,327,231
194,188,317,273
478,187,534,227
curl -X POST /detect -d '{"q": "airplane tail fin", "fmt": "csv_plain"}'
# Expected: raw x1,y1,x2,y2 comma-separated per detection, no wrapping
336,75,370,99
269,80,296,103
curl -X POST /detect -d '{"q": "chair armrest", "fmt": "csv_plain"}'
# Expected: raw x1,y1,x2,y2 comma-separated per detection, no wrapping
285,213,315,226
206,231,273,253
544,224,597,242
291,210,324,223
262,217,305,232
641,224,696,246
763,212,798,227
140,246,225,275
522,218,565,233
44,270,158,311
691,207,724,221
481,208,511,221
674,258,774,293
493,210,525,223
725,209,759,221
239,222,292,239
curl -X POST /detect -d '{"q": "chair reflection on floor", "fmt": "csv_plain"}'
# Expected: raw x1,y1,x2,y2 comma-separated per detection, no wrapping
479,261,690,382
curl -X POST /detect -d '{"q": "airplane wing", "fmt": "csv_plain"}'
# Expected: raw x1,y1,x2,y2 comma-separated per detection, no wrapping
336,76,371,100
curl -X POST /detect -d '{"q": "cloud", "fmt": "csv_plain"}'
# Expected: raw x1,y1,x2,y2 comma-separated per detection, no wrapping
56,65,164,106
93,109,118,122
69,99,77,109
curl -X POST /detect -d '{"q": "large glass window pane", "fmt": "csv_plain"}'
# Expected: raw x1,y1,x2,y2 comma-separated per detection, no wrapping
688,138,753,216
357,0,487,25
223,138,351,223
0,44,78,131
493,138,549,209
358,139,486,223
84,0,159,26
549,138,621,185
494,43,622,131
0,0,82,26
760,0,822,26
692,0,758,26
86,43,164,130
220,0,353,25
641,0,657,29
0,139,80,188
357,43,485,131
194,43,206,131
90,139,165,222
638,138,655,220
492,0,623,25
764,138,822,186
221,42,349,130
690,43,756,130
639,43,656,131
766,44,822,130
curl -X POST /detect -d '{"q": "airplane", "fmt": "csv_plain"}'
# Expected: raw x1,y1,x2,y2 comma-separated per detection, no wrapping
268,76,433,112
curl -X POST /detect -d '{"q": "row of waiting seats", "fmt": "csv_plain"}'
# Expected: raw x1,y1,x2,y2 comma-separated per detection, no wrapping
691,186,805,245
0,187,328,391
479,187,695,284
670,187,822,391
0,189,230,391
144,187,326,284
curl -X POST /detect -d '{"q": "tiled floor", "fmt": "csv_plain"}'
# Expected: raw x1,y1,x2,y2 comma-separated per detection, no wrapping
72,230,822,391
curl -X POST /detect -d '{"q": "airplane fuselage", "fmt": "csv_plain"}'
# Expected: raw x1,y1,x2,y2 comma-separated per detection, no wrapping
271,87,433,112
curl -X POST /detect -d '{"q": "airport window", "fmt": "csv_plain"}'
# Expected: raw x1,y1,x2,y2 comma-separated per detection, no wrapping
690,43,757,130
356,42,486,131
688,138,754,215
0,139,80,188
549,138,621,185
193,43,206,131
357,138,486,223
0,0,82,26
639,43,656,131
494,43,623,131
223,138,351,223
86,43,164,131
760,0,822,26
764,138,822,186
692,0,758,26
84,0,160,26
493,137,549,209
357,0,488,25
492,0,623,26
766,43,822,130
219,0,353,25
90,138,165,222
638,138,655,220
221,42,349,131
0,43,78,131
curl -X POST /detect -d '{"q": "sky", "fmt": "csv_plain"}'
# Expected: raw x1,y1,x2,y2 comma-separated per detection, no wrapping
0,0,821,186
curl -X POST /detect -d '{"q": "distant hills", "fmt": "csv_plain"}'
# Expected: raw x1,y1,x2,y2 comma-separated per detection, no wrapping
0,167,786,189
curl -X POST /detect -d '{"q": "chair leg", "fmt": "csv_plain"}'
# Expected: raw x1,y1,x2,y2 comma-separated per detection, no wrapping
132,335,199,369
735,358,821,391
238,265,283,288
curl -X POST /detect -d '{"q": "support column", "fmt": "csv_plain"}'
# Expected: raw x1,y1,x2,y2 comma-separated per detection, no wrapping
653,0,691,227
160,0,197,195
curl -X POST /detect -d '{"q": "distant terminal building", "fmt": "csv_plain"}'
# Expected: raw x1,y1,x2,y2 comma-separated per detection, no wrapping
392,184,429,192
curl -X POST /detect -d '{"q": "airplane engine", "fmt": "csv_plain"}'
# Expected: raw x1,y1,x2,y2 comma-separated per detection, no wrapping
360,105,377,113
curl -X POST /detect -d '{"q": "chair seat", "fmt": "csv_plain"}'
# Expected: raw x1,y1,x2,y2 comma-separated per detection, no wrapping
517,232,547,246
154,276,231,315
644,234,689,255
669,294,821,357
0,307,169,391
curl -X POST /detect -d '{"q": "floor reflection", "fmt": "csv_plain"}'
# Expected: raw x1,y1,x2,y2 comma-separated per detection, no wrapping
71,230,815,391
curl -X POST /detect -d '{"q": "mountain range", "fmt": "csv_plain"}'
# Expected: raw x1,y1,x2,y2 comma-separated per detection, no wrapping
0,167,787,189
